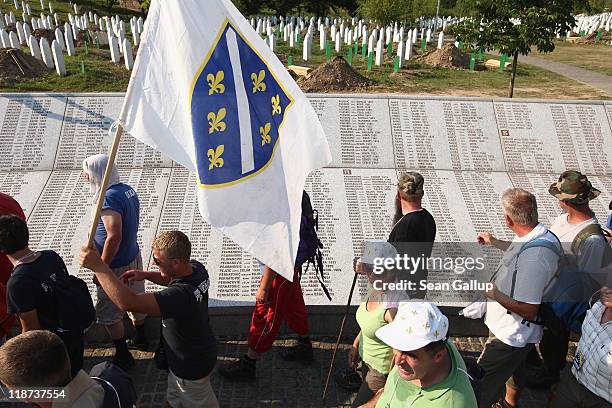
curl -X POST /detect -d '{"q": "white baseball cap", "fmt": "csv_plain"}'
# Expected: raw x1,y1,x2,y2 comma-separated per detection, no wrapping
376,302,448,352
360,240,398,265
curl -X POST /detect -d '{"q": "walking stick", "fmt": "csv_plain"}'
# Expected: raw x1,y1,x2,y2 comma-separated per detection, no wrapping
322,271,359,403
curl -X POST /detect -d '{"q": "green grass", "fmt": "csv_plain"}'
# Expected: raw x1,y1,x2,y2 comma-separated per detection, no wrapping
534,41,612,77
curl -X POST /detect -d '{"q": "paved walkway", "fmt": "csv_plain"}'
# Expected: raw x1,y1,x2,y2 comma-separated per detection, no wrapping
71,336,549,408
517,54,612,97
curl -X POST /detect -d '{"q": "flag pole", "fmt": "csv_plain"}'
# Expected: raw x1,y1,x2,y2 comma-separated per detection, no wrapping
322,272,358,403
86,123,125,248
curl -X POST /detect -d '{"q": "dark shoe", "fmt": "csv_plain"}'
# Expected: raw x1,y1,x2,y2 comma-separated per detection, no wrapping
525,366,560,389
127,335,149,351
280,341,314,364
334,368,362,391
112,351,135,371
218,355,256,381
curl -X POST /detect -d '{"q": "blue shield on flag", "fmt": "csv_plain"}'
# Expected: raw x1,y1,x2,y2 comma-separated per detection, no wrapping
190,19,293,188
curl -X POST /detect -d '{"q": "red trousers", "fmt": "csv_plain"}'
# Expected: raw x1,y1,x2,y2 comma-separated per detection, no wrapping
248,269,309,353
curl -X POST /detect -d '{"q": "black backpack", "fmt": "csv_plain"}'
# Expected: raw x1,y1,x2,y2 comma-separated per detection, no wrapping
295,191,331,301
14,251,96,334
89,362,138,408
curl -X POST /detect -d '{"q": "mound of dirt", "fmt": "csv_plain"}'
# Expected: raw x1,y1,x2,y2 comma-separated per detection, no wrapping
417,43,470,69
298,56,371,92
32,28,56,44
0,48,50,84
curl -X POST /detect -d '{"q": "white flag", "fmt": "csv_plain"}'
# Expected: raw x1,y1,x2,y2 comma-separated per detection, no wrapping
119,0,331,281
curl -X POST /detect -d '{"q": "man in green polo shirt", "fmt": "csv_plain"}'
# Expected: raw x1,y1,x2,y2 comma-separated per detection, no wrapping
360,302,477,408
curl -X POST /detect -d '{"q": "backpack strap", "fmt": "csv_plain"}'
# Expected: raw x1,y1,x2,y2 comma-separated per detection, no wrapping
91,376,122,408
571,224,605,256
510,237,562,298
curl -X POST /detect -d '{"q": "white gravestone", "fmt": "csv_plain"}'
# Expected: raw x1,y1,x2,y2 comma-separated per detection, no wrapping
64,25,75,56
54,27,64,50
8,31,20,49
0,30,9,48
122,38,133,70
302,33,311,61
368,33,375,55
51,39,66,75
109,36,120,63
23,22,31,39
28,34,41,60
405,35,413,60
397,39,404,68
375,39,383,66
437,31,444,49
319,26,326,50
268,33,275,52
335,32,341,52
16,21,25,44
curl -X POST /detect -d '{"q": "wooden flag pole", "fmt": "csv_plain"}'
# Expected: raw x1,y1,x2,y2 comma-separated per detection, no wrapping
322,272,359,403
86,123,125,249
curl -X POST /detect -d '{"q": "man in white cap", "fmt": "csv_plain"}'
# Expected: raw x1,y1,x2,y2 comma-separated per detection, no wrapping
360,302,477,408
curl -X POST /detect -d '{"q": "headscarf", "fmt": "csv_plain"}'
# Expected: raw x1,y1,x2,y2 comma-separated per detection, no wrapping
82,154,121,203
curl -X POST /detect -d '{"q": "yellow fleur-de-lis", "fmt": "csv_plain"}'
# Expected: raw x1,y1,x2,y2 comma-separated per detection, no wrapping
260,122,272,146
405,326,413,334
434,330,439,337
207,71,225,95
423,321,431,330
271,94,281,116
207,145,224,170
251,70,266,93
207,108,226,134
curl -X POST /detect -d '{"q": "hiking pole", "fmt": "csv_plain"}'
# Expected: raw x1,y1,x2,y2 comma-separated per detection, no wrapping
322,271,359,403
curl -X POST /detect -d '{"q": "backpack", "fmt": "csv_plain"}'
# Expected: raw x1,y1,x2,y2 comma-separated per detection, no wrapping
13,251,96,334
458,355,484,407
571,224,612,268
295,191,331,301
511,233,594,334
0,282,16,337
89,361,138,408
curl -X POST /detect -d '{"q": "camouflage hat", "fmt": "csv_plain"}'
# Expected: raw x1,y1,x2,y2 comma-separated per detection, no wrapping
398,172,424,197
548,170,600,205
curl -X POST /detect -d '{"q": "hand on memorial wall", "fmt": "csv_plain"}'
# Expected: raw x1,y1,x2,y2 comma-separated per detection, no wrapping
477,232,493,246
80,246,107,273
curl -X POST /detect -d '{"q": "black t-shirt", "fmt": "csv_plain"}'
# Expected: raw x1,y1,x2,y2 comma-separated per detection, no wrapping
153,260,217,380
7,250,66,330
388,208,437,260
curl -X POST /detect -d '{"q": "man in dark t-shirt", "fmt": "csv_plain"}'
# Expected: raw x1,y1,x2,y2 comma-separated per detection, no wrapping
388,172,436,299
80,230,218,407
0,215,84,377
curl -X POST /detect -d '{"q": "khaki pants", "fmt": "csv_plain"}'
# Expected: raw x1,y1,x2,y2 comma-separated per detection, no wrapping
477,334,534,407
166,370,218,408
96,253,146,325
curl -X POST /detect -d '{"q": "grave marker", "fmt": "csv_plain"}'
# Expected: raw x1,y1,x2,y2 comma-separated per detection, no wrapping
40,37,53,68
51,39,65,75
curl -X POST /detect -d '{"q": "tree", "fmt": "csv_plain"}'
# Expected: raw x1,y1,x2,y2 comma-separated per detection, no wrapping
451,0,585,98
358,0,413,26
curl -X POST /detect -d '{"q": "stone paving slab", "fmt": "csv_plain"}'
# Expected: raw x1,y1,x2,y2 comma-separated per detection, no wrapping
72,336,549,408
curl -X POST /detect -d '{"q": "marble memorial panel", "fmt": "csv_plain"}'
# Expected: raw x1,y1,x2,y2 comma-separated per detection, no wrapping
495,102,612,175
54,96,172,170
0,171,51,217
389,98,504,171
0,95,66,171
308,96,394,169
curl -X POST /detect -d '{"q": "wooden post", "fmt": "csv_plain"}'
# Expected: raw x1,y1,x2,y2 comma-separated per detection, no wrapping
322,272,359,403
86,123,124,248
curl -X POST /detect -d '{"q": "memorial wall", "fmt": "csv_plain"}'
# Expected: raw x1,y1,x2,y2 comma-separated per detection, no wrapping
1,93,611,307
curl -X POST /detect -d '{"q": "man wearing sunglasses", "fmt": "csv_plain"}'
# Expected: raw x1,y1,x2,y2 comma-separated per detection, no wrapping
360,302,477,408
80,231,219,408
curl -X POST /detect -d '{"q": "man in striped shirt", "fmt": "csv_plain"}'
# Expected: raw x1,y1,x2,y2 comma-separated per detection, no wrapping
550,286,612,408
